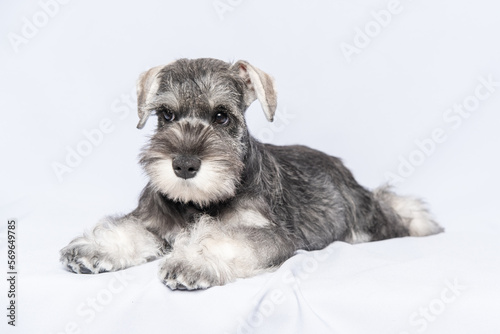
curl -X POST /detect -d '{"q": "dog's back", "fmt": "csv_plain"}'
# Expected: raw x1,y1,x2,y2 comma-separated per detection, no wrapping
260,143,443,249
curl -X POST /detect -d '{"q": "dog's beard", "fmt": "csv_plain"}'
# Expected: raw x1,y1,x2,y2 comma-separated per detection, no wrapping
146,157,242,207
141,119,245,206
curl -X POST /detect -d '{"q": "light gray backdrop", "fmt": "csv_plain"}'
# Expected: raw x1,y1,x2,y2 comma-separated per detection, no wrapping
1,0,499,333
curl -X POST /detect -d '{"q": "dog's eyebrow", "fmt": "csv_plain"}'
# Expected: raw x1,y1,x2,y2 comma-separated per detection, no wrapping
147,92,180,111
203,80,241,109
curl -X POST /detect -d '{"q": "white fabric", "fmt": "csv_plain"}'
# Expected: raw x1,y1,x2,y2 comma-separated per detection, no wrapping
2,204,499,333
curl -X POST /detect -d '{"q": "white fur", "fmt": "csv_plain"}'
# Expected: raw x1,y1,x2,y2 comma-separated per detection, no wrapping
159,215,261,289
223,205,271,228
373,186,443,237
147,157,238,207
348,230,372,243
390,195,442,236
61,217,164,274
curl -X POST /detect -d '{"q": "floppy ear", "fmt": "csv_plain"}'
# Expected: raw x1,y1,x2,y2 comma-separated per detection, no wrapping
231,60,277,122
136,64,165,129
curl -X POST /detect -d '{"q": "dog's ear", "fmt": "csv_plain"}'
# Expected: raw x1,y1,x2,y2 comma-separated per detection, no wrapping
136,65,165,129
231,60,277,122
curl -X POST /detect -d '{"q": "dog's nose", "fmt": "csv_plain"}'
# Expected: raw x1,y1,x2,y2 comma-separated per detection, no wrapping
172,155,201,179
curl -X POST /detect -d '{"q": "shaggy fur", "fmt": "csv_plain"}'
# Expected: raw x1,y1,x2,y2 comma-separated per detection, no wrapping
60,58,443,290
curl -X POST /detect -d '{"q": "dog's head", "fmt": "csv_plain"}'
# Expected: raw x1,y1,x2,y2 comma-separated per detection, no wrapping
137,58,277,206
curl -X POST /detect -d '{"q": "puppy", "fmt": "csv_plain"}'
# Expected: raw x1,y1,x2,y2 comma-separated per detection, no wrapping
60,58,443,290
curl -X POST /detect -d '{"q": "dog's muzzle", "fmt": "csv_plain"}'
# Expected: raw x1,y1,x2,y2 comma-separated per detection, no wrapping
172,155,201,179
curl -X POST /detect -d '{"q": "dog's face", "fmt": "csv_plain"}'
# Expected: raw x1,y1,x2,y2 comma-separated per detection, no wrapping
136,58,277,206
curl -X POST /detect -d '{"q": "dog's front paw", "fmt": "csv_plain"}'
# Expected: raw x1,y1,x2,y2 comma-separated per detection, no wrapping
158,253,224,290
60,237,116,274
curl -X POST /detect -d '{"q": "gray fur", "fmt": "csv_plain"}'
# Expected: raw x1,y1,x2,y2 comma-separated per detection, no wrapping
60,58,443,290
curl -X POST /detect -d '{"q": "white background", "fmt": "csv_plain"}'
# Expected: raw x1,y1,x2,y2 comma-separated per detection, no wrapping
1,0,499,333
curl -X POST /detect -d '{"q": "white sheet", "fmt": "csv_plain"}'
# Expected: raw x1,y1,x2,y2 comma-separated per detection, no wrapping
2,208,499,333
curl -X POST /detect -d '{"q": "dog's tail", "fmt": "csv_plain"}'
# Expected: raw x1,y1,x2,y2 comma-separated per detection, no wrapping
373,185,444,237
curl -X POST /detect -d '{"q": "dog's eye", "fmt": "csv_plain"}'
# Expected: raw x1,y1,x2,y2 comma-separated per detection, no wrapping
160,109,175,122
213,107,229,125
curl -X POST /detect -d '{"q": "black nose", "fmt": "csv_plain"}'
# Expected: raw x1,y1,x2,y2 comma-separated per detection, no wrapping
172,155,201,179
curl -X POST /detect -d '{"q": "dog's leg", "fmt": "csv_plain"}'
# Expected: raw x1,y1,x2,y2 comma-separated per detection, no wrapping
60,215,167,274
159,214,293,290
373,186,444,237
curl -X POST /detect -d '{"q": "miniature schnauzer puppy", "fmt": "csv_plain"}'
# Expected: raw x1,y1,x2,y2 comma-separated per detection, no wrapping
60,58,443,290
